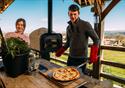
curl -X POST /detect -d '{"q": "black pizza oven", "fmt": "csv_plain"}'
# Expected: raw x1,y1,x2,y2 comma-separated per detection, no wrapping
40,0,62,60
40,33,62,60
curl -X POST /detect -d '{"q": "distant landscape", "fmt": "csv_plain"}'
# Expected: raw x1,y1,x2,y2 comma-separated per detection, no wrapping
104,31,125,36
104,31,125,47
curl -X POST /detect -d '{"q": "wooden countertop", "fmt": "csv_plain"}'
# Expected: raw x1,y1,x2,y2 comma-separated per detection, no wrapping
0,59,112,88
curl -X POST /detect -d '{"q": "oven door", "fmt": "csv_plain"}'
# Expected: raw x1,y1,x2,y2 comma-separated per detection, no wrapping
40,33,62,53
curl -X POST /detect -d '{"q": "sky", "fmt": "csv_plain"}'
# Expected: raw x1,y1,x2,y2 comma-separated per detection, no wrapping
0,0,125,34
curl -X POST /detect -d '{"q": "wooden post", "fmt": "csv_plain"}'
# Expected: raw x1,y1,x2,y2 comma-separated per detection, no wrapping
92,20,104,79
92,0,105,79
92,0,120,79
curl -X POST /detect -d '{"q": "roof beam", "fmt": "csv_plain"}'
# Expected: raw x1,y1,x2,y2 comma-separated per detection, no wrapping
101,0,120,21
0,0,15,14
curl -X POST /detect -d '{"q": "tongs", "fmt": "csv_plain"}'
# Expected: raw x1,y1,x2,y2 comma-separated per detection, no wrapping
77,59,89,69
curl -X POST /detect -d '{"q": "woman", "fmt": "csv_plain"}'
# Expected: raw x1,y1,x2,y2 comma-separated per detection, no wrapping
5,18,30,45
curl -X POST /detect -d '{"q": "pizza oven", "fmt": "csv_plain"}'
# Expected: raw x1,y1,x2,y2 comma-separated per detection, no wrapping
40,33,62,60
40,0,62,60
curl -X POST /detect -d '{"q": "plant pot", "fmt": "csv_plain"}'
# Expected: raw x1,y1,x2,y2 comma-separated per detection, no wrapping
3,52,29,77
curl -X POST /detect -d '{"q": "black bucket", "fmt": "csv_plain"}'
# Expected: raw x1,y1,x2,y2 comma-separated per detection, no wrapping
3,53,29,77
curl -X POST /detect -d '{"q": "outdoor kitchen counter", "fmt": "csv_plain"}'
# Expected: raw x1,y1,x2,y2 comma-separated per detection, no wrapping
0,59,112,88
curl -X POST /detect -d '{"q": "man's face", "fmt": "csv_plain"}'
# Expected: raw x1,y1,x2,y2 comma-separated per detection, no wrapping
16,21,25,34
68,10,79,23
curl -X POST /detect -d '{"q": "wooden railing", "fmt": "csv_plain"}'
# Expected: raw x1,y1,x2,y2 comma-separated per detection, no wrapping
50,45,125,85
101,45,125,52
100,45,125,84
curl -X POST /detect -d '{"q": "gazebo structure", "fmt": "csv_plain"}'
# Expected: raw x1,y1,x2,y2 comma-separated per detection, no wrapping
0,0,125,87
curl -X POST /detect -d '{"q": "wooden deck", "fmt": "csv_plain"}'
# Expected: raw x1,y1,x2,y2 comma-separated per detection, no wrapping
0,59,113,88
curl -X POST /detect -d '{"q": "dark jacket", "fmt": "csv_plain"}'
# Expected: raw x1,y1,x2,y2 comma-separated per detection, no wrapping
64,18,100,58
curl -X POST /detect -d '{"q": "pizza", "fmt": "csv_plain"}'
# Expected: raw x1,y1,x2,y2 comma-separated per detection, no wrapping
52,67,80,81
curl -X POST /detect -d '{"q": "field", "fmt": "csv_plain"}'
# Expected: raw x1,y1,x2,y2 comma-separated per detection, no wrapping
103,50,125,78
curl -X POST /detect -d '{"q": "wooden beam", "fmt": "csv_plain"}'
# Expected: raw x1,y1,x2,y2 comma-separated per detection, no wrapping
0,0,15,14
50,57,67,65
100,72,125,84
101,60,125,69
101,0,120,21
101,45,125,52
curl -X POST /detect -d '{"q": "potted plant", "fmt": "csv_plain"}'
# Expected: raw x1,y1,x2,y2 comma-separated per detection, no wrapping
2,37,30,77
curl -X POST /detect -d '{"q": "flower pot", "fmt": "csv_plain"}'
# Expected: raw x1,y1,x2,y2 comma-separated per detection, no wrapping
3,52,29,77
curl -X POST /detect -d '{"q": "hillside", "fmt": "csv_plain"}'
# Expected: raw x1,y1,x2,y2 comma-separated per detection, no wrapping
104,31,125,37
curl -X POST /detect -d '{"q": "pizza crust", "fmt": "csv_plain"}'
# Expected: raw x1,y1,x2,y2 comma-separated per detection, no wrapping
52,67,80,81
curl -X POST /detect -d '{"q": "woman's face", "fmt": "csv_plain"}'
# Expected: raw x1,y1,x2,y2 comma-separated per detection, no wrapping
16,21,25,34
68,10,79,23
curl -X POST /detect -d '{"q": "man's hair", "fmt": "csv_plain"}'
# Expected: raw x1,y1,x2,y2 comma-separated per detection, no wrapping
68,4,80,12
16,18,26,28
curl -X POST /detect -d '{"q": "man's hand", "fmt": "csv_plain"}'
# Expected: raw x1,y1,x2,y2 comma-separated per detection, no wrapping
90,45,99,64
55,47,65,57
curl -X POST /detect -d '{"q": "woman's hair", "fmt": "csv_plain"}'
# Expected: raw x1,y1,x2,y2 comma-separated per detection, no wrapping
16,18,26,28
68,4,80,12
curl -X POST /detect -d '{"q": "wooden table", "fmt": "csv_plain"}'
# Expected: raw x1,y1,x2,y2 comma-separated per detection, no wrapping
0,59,112,88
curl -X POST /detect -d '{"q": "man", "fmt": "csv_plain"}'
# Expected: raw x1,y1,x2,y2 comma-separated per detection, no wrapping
55,4,100,74
5,18,30,45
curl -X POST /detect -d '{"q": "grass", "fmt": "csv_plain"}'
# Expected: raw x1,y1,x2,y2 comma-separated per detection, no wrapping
103,50,125,64
103,50,125,78
102,50,125,87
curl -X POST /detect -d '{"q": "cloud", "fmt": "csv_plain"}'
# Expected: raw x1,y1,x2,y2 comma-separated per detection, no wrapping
105,28,125,32
41,18,47,29
42,18,47,23
53,24,68,33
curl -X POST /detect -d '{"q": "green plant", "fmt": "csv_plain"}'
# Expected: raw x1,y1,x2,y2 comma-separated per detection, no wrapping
5,37,30,58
